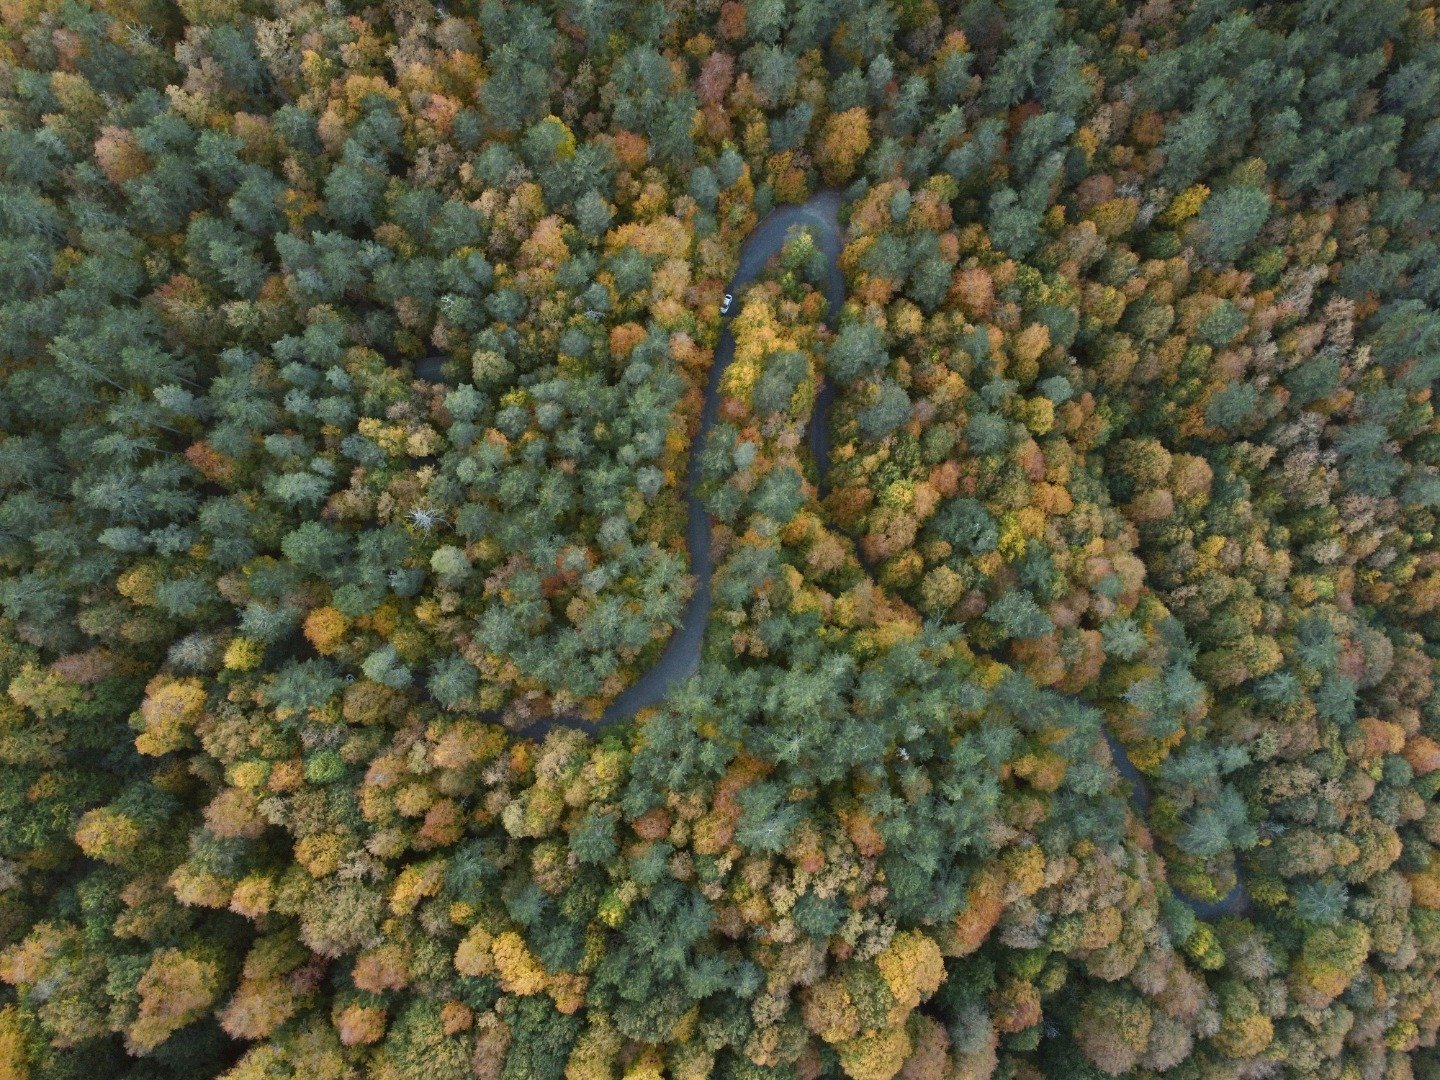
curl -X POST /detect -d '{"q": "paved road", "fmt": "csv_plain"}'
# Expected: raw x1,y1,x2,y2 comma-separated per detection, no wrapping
496,191,848,739
1103,731,1252,917
422,190,1252,918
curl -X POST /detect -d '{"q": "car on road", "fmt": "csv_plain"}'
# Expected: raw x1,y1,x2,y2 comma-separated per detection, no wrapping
720,292,734,316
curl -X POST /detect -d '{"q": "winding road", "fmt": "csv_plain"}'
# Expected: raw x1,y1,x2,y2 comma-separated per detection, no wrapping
1103,732,1252,918
485,191,847,738
428,190,1251,918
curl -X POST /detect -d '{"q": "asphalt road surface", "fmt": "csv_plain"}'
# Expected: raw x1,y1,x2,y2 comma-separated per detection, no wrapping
518,190,847,735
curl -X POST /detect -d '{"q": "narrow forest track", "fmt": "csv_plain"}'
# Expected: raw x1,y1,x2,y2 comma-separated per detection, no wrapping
513,190,847,737
455,190,1251,919
1103,732,1253,918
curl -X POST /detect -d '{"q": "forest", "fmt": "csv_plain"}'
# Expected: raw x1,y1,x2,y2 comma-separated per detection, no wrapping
4,0,1440,1077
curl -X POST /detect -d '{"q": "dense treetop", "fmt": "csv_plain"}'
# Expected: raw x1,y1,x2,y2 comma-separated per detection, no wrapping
4,0,1440,1077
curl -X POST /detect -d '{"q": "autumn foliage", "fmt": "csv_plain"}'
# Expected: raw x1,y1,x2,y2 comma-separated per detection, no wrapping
2,0,1440,1078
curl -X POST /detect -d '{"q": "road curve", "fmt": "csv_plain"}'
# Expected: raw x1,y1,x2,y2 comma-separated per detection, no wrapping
1103,731,1252,917
508,191,847,739
427,190,1251,918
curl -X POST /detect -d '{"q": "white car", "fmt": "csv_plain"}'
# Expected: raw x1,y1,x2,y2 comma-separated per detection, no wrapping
720,292,734,316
